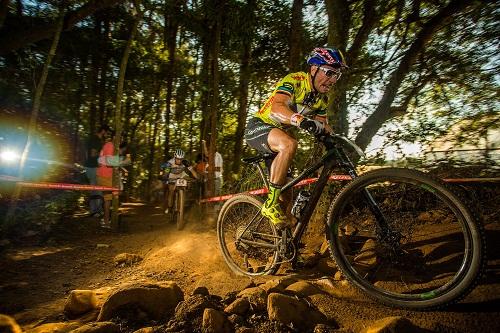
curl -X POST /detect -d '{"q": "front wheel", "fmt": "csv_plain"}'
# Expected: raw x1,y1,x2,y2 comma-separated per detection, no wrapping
217,194,280,276
175,189,185,230
327,168,485,310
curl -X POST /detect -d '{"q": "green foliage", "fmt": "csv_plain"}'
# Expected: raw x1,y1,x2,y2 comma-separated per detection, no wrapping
0,0,498,202
1,190,81,242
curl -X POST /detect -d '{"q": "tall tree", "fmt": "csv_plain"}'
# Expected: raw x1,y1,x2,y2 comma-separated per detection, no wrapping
111,0,142,226
232,0,257,176
288,0,304,71
205,0,224,197
0,0,9,28
353,0,483,150
163,0,184,159
5,5,65,223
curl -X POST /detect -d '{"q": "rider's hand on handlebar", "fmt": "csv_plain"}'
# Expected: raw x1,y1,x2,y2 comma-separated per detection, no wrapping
299,117,325,135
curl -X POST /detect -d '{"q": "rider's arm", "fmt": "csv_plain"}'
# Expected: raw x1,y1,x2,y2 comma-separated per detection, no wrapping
100,155,131,167
181,159,199,180
314,115,333,134
269,93,296,125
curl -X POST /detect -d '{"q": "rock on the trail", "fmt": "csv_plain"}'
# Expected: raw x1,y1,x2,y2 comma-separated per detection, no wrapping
69,321,120,333
25,322,80,333
267,292,329,331
97,282,183,321
362,316,424,333
316,257,338,275
64,287,113,318
285,280,322,297
237,286,267,311
131,328,155,333
258,277,297,294
64,290,97,317
354,239,378,270
202,308,231,333
224,297,250,315
113,253,143,266
0,314,22,333
192,286,210,296
174,293,222,322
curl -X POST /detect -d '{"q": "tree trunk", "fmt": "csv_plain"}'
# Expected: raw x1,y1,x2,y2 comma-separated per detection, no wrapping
232,0,255,175
0,0,9,29
5,9,65,224
206,0,224,198
163,0,184,159
354,0,478,151
199,40,210,144
111,3,141,227
146,86,162,202
99,14,110,124
288,0,303,71
88,14,102,135
325,0,350,134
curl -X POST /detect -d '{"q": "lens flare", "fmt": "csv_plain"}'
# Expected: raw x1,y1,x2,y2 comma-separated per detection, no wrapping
0,149,20,163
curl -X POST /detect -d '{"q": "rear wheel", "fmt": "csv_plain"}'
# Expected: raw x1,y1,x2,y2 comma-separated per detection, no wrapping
327,168,485,310
217,194,280,276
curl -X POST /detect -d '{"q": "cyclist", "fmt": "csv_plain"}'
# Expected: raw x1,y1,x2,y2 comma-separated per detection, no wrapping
161,148,198,214
244,47,348,229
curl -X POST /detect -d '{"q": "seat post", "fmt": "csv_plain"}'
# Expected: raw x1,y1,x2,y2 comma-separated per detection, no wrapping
254,162,269,189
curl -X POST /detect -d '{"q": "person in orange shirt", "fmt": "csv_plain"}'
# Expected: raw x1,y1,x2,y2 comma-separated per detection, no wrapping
96,130,131,228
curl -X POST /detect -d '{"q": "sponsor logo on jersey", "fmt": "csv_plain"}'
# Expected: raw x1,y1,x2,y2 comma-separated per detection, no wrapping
290,74,306,81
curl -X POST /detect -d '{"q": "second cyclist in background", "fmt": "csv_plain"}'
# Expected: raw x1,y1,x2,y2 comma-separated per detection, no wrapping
161,149,198,214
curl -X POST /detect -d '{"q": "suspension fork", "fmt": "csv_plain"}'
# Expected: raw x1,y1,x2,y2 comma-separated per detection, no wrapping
334,148,395,240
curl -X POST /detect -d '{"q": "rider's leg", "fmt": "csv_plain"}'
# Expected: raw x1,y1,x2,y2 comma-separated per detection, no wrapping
262,129,297,227
167,184,176,210
268,129,297,185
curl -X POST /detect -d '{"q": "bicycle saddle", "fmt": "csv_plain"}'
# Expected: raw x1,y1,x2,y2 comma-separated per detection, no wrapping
241,154,275,164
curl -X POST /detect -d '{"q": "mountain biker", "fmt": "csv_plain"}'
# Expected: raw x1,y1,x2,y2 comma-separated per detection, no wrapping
161,148,198,214
244,47,348,229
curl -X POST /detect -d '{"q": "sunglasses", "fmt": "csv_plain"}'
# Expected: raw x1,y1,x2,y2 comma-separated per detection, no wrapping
318,67,342,80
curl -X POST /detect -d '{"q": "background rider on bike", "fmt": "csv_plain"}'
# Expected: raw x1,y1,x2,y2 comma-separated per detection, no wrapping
244,47,348,229
161,148,198,214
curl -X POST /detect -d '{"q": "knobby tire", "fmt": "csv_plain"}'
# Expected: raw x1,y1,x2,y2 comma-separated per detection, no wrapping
326,168,485,310
217,194,280,276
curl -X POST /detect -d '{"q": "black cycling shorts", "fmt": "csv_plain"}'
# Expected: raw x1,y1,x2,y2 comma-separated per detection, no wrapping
245,118,277,154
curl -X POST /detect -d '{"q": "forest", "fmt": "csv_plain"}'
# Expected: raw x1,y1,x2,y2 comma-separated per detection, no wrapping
0,0,498,200
0,2,500,332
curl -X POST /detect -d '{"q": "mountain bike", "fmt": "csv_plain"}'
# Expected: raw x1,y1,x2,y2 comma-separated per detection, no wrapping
166,177,188,230
217,133,485,310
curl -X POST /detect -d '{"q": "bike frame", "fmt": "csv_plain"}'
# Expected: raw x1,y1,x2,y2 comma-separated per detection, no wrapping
246,136,388,253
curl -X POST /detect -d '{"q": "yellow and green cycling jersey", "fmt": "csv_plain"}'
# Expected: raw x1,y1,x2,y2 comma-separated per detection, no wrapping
254,71,329,128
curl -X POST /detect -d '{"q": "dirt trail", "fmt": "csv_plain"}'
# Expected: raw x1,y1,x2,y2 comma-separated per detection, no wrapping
1,202,499,332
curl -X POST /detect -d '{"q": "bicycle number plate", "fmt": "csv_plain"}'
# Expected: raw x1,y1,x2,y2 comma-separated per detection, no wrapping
175,178,187,187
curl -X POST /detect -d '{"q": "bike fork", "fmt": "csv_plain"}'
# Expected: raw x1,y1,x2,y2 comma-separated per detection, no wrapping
339,149,399,246
362,188,402,247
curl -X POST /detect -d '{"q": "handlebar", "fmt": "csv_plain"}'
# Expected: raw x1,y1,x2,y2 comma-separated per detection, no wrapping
317,133,365,158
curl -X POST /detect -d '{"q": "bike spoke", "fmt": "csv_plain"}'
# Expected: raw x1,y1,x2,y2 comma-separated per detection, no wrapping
329,170,483,308
218,195,280,276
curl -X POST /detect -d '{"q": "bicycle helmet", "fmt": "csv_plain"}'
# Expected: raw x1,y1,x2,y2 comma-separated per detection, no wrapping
174,148,185,159
307,47,348,68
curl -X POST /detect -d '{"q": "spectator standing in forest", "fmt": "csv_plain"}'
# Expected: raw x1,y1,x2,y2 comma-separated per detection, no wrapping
84,125,110,217
194,152,208,199
97,130,131,228
214,151,223,197
244,47,348,229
